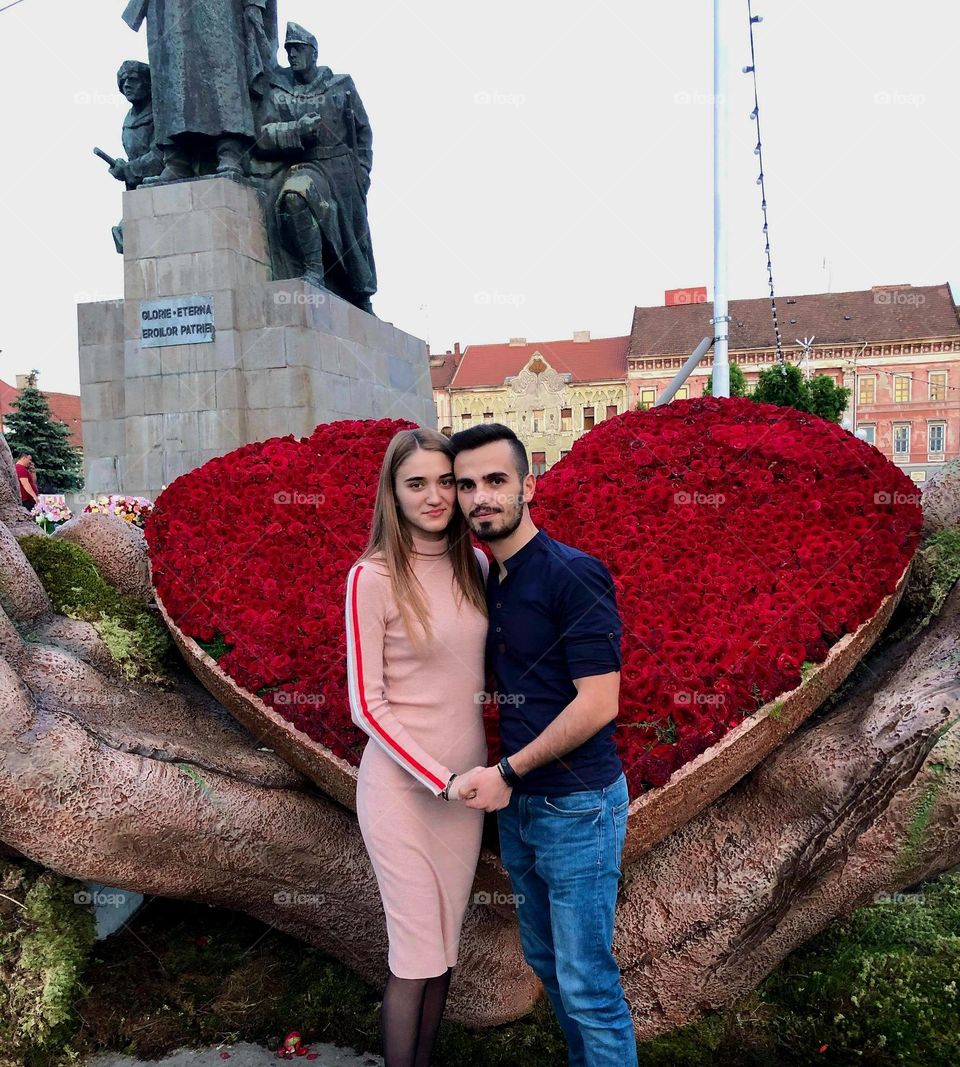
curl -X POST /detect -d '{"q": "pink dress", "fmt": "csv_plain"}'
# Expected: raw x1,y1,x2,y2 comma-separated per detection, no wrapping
345,533,489,979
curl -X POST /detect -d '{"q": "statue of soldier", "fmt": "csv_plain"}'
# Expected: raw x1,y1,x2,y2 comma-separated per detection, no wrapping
121,0,278,181
108,60,163,253
252,23,377,315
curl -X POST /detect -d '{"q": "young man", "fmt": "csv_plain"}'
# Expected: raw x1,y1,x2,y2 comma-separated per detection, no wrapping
449,423,637,1067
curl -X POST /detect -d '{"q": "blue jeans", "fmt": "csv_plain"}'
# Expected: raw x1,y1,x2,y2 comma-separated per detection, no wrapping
498,772,637,1066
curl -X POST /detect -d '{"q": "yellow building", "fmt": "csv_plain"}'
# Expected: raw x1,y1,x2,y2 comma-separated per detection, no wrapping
432,332,629,472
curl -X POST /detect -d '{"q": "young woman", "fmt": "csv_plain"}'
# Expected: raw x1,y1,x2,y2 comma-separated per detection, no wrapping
344,427,489,1067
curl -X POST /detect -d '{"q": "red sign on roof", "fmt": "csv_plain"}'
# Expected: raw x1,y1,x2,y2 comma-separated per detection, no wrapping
665,287,708,307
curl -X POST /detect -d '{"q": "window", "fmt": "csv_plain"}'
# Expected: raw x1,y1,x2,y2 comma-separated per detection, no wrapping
606,404,619,418
504,410,515,429
583,406,595,430
674,387,688,401
893,375,910,403
560,407,572,432
893,424,910,456
559,449,571,459
857,375,876,405
929,372,947,401
857,424,876,445
531,451,547,476
461,413,472,425
483,411,494,422
639,388,656,410
929,422,946,455
532,409,544,433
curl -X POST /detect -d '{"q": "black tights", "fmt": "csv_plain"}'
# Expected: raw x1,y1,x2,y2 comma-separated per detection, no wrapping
381,966,453,1067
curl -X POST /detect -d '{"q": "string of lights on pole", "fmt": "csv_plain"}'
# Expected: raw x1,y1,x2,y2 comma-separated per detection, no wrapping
744,2,785,366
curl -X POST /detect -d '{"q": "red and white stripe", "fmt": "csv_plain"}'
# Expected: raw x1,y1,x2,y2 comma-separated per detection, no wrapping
345,563,447,794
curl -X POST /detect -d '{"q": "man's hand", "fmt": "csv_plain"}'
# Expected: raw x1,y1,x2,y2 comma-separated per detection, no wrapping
109,160,129,182
446,769,478,803
463,766,512,812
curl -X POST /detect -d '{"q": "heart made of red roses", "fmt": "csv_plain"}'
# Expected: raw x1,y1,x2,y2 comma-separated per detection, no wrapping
147,402,920,855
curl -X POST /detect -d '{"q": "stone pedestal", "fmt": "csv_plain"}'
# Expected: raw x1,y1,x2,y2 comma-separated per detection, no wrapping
79,177,434,500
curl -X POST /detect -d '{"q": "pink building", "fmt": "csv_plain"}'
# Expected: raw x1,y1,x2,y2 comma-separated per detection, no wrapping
627,283,960,483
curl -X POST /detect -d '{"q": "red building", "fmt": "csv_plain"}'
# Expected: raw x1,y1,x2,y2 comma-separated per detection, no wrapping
627,283,960,483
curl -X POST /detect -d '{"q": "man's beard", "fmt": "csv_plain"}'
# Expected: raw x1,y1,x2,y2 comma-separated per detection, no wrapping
469,501,524,542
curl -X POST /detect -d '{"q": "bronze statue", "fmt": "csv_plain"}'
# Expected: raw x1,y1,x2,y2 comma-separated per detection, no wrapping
252,22,377,314
121,0,278,181
102,60,163,253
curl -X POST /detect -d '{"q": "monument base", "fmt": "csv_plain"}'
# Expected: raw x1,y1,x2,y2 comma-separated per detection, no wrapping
79,177,434,501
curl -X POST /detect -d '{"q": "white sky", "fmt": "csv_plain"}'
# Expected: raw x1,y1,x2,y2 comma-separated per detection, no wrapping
0,1,957,395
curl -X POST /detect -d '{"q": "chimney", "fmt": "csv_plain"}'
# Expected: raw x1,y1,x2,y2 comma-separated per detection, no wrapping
15,373,34,390
508,337,527,346
572,330,591,343
454,341,461,356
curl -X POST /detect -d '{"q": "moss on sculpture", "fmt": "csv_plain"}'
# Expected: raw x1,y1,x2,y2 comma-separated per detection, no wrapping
0,859,96,1067
16,534,173,685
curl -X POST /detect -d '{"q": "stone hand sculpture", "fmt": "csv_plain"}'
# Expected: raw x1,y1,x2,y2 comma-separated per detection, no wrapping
0,426,958,1035
106,60,163,254
252,22,377,315
121,0,279,181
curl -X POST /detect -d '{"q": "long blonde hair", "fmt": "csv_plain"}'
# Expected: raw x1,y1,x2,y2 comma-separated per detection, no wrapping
359,428,487,643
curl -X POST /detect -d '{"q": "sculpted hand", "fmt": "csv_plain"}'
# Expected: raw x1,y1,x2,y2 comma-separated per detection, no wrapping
464,766,512,812
110,160,128,182
244,3,265,30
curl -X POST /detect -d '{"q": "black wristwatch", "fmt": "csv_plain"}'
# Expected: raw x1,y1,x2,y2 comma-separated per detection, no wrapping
497,756,521,787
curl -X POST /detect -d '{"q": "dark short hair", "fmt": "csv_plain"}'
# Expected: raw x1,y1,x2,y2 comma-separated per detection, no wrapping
448,422,529,480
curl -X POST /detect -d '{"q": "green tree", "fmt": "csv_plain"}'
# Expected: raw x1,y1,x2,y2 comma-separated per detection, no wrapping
4,371,84,493
702,361,749,398
751,362,850,423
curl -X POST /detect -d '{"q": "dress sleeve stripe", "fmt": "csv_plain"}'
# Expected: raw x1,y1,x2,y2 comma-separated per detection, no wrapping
346,564,447,792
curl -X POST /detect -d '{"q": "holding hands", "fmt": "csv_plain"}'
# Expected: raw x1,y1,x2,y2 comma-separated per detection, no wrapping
450,765,512,812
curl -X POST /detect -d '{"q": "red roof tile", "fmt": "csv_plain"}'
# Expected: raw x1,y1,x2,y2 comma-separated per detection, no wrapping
629,283,960,358
429,351,461,390
0,379,84,449
450,335,629,389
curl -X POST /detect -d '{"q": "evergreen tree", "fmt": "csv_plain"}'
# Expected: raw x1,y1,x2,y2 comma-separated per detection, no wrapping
702,361,750,397
4,372,84,493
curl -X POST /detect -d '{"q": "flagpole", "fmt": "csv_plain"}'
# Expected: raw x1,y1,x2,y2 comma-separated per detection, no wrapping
712,0,730,397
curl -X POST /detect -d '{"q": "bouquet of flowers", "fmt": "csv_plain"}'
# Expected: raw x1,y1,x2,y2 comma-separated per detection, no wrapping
32,497,73,533
84,494,154,528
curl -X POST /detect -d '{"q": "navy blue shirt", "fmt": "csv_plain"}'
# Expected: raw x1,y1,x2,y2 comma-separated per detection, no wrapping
485,529,623,796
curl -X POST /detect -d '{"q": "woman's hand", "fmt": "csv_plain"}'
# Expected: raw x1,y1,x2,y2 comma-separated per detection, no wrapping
447,773,478,803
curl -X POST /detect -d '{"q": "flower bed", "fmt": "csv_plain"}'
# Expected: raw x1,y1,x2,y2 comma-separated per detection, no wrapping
147,401,921,821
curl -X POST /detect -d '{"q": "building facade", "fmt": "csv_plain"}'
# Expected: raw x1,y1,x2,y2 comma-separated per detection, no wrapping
432,332,629,472
627,283,960,483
